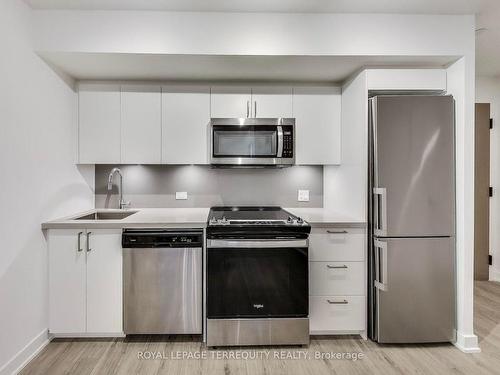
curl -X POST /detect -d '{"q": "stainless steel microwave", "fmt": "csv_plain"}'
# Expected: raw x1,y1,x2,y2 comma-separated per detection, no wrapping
209,118,295,167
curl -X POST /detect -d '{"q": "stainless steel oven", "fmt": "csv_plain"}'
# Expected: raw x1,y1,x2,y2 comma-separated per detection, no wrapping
209,118,295,167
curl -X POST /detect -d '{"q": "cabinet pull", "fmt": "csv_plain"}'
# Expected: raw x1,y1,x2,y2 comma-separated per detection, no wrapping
246,101,250,118
326,264,348,269
86,232,92,252
326,230,348,234
254,100,257,118
327,299,348,305
77,231,83,252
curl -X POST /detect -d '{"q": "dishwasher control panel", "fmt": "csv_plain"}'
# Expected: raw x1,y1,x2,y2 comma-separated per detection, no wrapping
122,229,203,248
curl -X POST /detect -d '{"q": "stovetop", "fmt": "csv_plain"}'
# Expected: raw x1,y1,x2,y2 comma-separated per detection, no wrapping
207,207,310,236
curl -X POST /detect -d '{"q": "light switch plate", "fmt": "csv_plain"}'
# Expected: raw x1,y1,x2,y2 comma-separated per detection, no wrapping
298,190,310,202
176,191,188,200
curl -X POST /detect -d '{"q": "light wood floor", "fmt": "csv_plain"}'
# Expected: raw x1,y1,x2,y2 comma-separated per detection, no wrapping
21,281,500,375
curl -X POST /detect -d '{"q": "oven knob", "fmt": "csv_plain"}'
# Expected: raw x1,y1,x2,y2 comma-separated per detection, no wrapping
287,216,294,224
209,216,218,225
220,216,229,225
297,217,304,224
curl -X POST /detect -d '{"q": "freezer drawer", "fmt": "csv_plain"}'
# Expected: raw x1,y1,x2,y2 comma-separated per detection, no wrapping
374,237,455,343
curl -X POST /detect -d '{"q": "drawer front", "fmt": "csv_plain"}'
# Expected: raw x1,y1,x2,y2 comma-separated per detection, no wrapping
309,228,365,261
309,296,365,332
309,262,365,296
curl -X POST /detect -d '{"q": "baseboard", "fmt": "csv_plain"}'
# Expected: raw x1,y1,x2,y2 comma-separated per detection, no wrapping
0,329,50,375
51,332,125,338
454,331,481,353
489,267,500,282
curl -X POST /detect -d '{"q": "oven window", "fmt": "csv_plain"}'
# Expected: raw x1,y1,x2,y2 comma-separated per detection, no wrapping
207,247,308,318
213,130,277,157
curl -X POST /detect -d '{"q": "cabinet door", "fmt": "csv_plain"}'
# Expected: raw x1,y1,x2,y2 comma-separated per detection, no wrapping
121,85,161,164
78,84,121,163
210,86,251,118
251,87,292,118
162,86,210,164
86,230,123,334
293,87,341,165
48,229,86,334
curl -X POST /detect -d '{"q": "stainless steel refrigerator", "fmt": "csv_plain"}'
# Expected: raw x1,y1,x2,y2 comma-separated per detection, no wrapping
368,94,456,343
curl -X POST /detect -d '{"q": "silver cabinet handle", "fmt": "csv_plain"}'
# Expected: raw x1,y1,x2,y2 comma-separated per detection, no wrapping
326,230,348,234
77,231,83,252
326,264,348,269
86,232,92,252
246,101,250,118
254,100,257,118
327,299,348,305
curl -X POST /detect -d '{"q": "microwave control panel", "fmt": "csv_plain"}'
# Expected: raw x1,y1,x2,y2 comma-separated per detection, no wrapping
282,126,294,158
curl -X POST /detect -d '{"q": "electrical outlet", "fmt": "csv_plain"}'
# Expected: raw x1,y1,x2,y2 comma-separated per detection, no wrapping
176,191,188,200
298,190,310,202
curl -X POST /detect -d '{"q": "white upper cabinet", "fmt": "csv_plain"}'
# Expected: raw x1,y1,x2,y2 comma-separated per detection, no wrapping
210,86,252,118
78,84,121,164
120,85,162,164
162,86,210,164
293,87,341,165
251,87,293,118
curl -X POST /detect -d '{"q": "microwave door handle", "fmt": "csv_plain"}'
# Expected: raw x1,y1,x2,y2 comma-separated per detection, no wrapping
277,125,284,157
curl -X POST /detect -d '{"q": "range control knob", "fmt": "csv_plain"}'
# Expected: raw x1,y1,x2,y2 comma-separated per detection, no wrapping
297,217,304,224
209,216,218,225
287,216,294,224
218,216,229,225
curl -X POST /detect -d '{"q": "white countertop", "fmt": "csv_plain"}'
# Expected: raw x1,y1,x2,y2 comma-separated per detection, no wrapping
41,208,210,229
42,207,365,229
285,208,366,227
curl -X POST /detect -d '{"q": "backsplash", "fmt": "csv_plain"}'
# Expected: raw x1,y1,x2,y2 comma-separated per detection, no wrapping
95,165,323,208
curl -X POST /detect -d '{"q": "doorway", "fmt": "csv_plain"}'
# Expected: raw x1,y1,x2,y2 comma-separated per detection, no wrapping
474,103,491,280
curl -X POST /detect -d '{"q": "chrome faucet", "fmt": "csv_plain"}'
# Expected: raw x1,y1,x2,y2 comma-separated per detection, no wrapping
107,168,130,209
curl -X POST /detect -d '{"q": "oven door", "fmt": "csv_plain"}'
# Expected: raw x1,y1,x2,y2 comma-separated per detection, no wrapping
207,238,308,319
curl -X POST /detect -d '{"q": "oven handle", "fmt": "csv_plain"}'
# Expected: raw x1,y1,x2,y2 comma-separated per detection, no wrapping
277,125,284,158
207,239,308,248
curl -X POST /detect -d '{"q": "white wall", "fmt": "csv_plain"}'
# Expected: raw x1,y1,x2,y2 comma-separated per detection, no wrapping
0,1,94,374
31,11,474,57
476,76,500,282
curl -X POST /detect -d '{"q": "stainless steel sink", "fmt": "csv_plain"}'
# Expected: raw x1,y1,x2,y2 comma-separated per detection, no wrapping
73,211,137,220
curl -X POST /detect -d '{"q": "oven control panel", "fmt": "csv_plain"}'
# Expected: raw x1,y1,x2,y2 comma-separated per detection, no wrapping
282,126,294,158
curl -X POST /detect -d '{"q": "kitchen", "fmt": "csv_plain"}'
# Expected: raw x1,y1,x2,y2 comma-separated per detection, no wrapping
1,0,497,374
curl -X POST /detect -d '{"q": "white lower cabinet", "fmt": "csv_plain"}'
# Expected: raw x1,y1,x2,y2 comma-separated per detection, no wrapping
309,296,365,333
308,227,366,335
48,229,122,336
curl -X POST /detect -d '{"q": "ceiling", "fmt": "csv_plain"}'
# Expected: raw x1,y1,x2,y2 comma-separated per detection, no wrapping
38,52,456,83
23,0,481,13
24,0,500,77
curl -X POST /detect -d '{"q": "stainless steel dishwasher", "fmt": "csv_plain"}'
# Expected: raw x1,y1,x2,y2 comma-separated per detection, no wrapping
122,229,203,334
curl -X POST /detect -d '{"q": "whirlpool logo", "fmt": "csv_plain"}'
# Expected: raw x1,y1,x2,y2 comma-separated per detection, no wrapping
253,304,264,309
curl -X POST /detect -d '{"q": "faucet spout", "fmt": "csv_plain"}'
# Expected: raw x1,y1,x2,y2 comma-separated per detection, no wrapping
107,168,129,209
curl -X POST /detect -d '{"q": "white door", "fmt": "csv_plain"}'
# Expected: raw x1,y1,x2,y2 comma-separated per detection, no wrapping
48,229,86,334
121,85,162,164
162,85,210,164
86,230,123,334
251,87,293,118
78,83,121,163
210,86,251,118
293,87,341,165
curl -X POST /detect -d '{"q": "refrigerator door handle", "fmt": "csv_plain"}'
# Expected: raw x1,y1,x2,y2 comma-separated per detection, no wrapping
373,187,387,236
374,239,388,291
